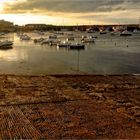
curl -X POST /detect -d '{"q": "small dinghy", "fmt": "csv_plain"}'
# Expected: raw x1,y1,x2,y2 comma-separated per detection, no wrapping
57,41,71,48
20,34,31,40
0,40,13,49
69,43,85,50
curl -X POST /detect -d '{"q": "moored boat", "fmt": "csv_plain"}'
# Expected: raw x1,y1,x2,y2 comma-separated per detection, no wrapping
69,43,85,50
82,38,95,43
100,31,107,34
34,38,45,43
20,34,31,40
0,40,13,49
48,35,57,39
57,41,71,48
120,30,132,36
81,36,95,43
50,40,61,46
41,38,54,45
0,32,5,36
133,29,140,34
66,36,75,41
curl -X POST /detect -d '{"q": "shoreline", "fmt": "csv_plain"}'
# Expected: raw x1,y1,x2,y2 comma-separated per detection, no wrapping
0,74,139,139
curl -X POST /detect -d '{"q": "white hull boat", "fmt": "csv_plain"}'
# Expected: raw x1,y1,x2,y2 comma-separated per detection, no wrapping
0,41,13,49
120,30,132,36
20,34,31,40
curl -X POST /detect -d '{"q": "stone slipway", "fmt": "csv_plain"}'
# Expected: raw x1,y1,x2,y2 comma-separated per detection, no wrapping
0,75,139,139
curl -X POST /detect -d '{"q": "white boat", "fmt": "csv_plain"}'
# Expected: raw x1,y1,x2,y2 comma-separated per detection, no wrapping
20,34,31,40
82,38,95,43
48,35,57,39
50,40,61,46
38,31,45,35
66,33,74,36
0,32,5,36
34,38,45,43
86,28,95,33
133,29,140,34
100,31,107,34
120,30,132,36
56,32,64,35
0,40,13,49
89,35,98,39
41,38,54,45
110,32,118,35
81,36,95,43
66,36,75,41
82,35,87,39
57,41,71,48
87,30,95,33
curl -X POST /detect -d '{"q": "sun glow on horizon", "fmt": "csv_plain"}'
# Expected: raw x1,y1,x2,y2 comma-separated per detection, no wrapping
0,0,139,25
0,3,4,12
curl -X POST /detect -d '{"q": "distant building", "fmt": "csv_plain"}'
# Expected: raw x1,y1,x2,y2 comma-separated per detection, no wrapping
25,24,47,30
60,28,69,31
0,20,14,32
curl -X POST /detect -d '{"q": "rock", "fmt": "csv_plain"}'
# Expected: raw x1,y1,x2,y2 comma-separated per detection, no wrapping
131,106,140,110
122,102,133,107
134,111,140,117
116,107,126,113
128,106,140,117
89,92,106,100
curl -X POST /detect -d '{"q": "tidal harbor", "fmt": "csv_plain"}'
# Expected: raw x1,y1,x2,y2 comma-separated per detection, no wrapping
0,27,140,75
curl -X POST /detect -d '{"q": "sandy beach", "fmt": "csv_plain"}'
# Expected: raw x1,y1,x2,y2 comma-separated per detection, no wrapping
0,74,139,139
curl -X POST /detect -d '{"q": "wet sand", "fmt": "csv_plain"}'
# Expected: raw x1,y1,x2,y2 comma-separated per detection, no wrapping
0,74,139,139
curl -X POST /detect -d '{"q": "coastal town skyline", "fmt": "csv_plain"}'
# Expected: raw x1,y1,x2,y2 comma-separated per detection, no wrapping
0,0,140,25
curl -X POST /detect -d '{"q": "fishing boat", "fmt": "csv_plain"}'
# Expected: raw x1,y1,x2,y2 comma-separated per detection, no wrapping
67,33,74,36
120,30,132,36
0,40,13,49
41,38,54,45
20,34,31,40
82,38,95,43
0,32,5,36
66,36,75,41
89,35,98,39
50,40,61,46
57,41,71,48
34,38,45,43
133,29,140,34
110,31,118,36
86,28,95,33
48,35,57,39
81,36,95,43
69,43,85,50
100,31,107,34
56,32,64,35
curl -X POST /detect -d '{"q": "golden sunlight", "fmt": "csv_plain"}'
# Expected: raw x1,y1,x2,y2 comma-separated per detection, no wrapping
0,3,4,12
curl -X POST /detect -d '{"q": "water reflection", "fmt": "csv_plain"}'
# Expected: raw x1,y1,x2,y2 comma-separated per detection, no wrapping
0,32,139,74
0,50,28,61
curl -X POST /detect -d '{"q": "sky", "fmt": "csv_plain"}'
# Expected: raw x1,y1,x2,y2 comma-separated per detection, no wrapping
0,0,140,25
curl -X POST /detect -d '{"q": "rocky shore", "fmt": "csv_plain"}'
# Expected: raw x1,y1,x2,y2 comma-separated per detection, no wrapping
0,74,139,139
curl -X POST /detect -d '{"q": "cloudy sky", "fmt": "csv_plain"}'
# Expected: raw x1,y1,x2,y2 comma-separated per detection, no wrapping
0,0,140,25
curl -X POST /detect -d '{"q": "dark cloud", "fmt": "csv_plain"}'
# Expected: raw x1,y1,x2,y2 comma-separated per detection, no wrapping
3,0,140,14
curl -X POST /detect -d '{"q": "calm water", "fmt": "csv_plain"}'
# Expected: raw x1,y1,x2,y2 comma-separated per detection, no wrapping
0,31,140,75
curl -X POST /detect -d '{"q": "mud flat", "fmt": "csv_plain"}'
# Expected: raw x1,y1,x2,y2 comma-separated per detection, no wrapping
0,74,139,139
